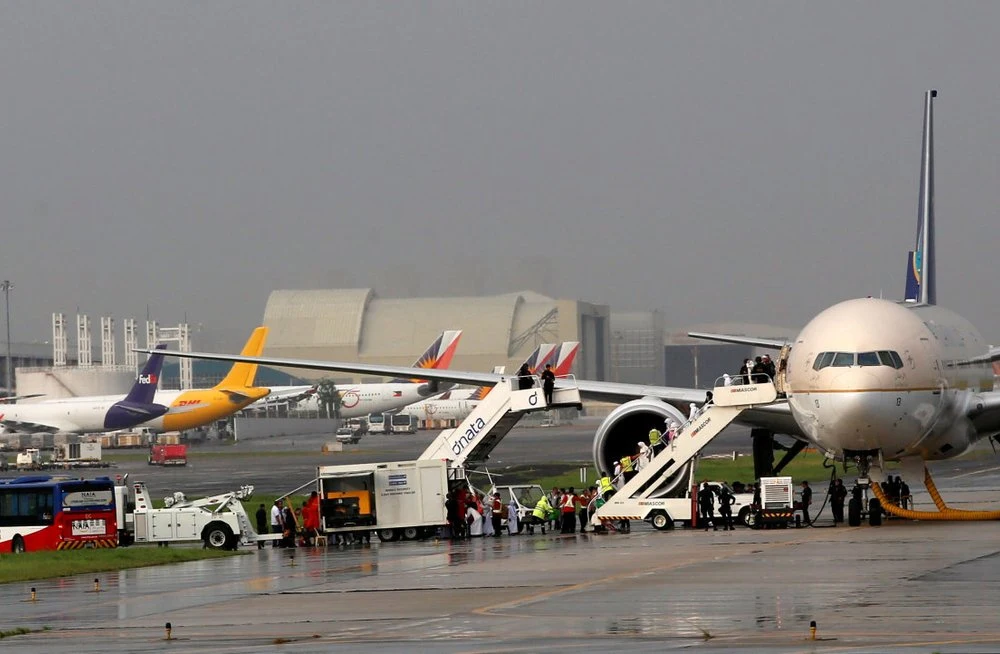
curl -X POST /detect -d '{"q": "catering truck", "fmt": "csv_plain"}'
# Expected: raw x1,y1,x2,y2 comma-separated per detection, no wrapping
317,459,449,542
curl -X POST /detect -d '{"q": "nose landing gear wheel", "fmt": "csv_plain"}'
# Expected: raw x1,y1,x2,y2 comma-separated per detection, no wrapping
848,497,862,526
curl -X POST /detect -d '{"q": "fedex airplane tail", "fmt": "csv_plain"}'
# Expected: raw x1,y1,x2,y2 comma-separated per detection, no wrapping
905,89,937,305
123,344,167,404
215,327,269,389
104,344,169,429
389,330,463,383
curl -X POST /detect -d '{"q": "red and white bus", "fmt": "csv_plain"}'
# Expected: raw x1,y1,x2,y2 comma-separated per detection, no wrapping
0,476,118,553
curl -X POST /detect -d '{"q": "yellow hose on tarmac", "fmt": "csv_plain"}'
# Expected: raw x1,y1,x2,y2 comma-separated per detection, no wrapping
870,468,1000,521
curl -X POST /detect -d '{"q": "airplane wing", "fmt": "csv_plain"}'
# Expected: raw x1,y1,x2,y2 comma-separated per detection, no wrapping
136,347,801,435
968,391,1000,435
687,332,787,349
950,346,1000,368
259,385,316,404
0,416,72,433
0,394,46,403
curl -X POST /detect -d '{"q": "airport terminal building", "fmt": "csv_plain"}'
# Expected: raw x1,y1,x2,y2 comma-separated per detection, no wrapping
261,289,611,383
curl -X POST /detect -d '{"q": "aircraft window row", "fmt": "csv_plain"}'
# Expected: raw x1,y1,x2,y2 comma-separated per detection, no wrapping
813,350,903,370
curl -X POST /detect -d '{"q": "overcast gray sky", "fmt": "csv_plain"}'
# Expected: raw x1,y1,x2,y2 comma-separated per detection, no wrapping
3,2,1000,349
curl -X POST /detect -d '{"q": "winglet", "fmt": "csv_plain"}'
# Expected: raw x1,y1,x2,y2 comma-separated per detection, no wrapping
215,327,269,389
907,89,937,304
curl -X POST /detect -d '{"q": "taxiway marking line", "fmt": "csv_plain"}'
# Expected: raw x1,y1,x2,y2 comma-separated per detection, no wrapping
473,528,855,616
946,465,1000,479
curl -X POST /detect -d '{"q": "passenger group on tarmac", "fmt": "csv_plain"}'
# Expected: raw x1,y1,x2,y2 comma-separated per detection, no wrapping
248,358,914,548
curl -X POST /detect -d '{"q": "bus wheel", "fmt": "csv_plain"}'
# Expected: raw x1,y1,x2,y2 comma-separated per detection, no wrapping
11,535,25,553
401,527,420,541
377,529,398,542
203,523,234,550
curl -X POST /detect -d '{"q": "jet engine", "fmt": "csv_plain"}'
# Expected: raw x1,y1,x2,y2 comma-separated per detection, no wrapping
591,397,691,497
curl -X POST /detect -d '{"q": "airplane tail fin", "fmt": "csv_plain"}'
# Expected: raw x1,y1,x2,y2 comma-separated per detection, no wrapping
905,89,937,304
390,330,463,383
123,344,167,404
554,341,580,376
214,327,269,389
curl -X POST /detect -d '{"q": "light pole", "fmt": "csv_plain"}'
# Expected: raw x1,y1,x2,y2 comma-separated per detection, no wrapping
1,280,11,395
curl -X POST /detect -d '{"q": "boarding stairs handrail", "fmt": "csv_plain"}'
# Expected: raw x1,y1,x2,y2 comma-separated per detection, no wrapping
418,374,582,470
591,377,777,526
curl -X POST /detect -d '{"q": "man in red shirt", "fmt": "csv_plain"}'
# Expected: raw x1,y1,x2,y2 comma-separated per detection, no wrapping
491,492,503,538
561,487,578,534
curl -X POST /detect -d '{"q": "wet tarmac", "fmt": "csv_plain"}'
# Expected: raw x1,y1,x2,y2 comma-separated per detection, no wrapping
5,421,1000,651
0,419,761,497
4,465,1000,652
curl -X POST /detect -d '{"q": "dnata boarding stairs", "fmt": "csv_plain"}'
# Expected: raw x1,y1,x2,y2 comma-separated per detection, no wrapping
418,375,582,471
591,376,778,530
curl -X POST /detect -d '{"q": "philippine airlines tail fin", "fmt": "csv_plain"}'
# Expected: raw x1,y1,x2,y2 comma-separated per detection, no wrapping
390,330,463,383
123,344,167,404
215,327,269,389
905,89,937,304
554,341,580,377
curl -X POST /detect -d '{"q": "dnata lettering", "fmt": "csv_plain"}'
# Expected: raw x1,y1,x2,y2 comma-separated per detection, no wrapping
451,417,487,456
138,374,158,384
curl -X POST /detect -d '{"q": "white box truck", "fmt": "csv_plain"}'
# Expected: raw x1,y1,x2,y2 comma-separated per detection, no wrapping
317,459,449,543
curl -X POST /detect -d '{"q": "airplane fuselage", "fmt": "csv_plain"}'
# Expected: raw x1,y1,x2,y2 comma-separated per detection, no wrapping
398,397,479,423
0,386,270,434
0,396,130,433
138,387,271,431
297,383,434,419
785,298,992,461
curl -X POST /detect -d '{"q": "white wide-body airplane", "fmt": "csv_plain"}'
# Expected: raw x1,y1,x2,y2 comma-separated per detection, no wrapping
143,91,1000,518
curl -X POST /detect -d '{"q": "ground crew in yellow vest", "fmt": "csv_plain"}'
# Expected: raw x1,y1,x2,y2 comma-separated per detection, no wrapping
528,494,551,535
620,454,636,483
648,427,662,450
599,472,615,500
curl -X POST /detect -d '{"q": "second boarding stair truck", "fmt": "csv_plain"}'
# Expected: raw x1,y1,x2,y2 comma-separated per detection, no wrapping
590,375,778,531
115,479,281,549
316,376,582,542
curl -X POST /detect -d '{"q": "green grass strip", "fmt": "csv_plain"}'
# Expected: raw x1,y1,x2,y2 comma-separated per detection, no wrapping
0,547,241,584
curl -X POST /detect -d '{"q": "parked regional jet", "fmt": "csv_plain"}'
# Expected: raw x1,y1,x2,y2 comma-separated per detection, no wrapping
0,346,169,433
144,92,1000,518
288,331,463,419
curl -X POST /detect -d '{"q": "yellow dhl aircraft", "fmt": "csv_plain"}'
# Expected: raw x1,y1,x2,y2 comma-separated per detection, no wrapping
137,326,271,432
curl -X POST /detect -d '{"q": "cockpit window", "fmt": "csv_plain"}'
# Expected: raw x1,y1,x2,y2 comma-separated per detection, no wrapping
831,352,855,367
813,350,904,371
813,352,835,371
857,352,880,367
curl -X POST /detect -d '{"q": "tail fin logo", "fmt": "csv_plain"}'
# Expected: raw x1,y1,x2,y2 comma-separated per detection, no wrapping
138,374,158,385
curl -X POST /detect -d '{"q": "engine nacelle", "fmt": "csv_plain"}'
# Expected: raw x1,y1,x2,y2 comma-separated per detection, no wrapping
592,397,688,482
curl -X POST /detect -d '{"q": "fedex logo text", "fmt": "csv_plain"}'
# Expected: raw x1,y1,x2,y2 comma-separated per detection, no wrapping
138,374,158,384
